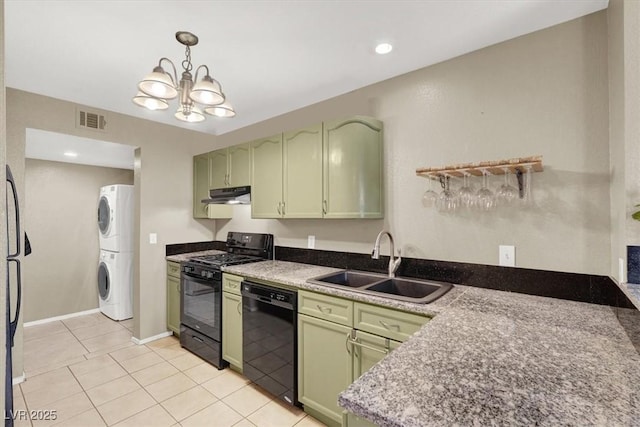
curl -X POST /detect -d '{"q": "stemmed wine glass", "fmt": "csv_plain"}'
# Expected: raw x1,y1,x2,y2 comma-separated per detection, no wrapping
422,177,439,208
476,169,494,210
437,174,458,212
496,167,519,205
458,172,475,209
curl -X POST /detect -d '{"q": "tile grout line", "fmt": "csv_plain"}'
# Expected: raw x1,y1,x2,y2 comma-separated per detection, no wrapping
105,346,182,426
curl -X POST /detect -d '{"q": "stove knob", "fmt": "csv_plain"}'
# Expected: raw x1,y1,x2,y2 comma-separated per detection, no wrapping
201,271,207,277
207,272,214,279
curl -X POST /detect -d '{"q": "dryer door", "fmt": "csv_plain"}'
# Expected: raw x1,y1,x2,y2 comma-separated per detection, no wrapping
98,196,111,236
98,261,110,301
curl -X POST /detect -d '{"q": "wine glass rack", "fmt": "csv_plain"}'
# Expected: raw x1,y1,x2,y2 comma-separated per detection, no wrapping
416,155,543,199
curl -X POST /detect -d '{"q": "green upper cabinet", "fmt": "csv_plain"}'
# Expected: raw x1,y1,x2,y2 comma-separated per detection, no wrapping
283,124,323,218
209,149,228,189
210,143,251,189
193,153,232,219
248,116,383,220
228,144,251,187
193,153,212,218
323,116,383,218
251,134,284,218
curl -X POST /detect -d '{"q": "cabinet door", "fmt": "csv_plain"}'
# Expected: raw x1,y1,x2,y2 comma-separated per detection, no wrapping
283,124,323,218
298,314,352,425
323,116,383,218
193,154,210,218
167,276,181,335
352,330,400,381
209,149,229,189
228,143,251,187
251,134,283,218
222,291,243,370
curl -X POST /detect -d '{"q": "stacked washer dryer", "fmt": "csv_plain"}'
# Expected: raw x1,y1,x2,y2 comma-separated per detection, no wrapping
97,184,134,320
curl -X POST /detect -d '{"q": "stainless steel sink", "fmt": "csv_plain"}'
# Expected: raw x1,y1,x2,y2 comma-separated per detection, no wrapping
308,270,388,288
307,270,453,304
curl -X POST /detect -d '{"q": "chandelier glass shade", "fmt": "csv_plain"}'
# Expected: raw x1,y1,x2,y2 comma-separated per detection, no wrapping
133,31,235,122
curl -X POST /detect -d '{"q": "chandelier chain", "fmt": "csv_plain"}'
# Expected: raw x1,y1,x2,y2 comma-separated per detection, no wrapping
182,45,193,73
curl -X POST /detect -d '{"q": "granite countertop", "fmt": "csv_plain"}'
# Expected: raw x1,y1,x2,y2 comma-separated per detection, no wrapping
222,260,465,317
165,249,225,263
619,282,640,310
339,287,640,426
166,254,640,425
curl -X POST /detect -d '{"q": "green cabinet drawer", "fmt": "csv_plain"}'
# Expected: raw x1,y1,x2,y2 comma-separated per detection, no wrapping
223,273,243,295
353,302,429,342
167,261,181,278
298,290,353,327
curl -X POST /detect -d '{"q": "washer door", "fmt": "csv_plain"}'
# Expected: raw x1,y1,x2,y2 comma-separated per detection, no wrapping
98,262,110,301
98,196,111,236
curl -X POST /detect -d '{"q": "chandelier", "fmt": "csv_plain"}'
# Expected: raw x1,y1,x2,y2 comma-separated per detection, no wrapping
132,31,235,123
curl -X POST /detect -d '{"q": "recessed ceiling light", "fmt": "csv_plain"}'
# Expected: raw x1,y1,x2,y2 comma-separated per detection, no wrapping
63,151,78,157
375,43,393,55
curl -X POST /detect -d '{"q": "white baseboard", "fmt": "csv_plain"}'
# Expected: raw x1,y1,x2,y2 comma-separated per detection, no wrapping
12,372,25,385
24,308,101,327
131,331,173,345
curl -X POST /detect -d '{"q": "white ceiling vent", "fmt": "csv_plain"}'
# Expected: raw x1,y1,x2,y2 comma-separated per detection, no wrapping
77,108,107,132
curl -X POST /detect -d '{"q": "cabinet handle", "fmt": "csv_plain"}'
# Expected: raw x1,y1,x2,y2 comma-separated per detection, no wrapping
237,301,242,315
225,174,229,186
277,202,282,215
316,304,332,314
282,202,285,216
379,320,400,331
345,333,352,354
347,337,390,355
322,200,327,215
177,283,181,293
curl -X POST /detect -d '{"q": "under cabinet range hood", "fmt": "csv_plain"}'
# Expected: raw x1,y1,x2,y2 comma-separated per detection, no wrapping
202,186,251,205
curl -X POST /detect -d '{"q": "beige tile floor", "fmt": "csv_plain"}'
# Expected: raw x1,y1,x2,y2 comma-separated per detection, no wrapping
14,312,326,427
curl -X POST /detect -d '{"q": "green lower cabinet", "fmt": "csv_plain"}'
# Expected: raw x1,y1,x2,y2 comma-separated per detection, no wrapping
351,329,401,380
298,313,352,426
166,263,181,336
222,291,243,371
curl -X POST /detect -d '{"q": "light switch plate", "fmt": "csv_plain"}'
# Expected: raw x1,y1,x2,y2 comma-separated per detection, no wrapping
149,233,157,244
307,235,315,249
499,245,515,267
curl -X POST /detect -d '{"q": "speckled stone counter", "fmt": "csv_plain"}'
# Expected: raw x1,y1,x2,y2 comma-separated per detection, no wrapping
222,260,466,317
338,287,640,426
165,249,225,263
619,282,640,310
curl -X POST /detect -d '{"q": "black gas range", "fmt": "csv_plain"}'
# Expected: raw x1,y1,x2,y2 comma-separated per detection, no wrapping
179,232,273,368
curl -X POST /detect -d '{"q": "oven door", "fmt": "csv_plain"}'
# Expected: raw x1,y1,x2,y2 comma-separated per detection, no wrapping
180,271,222,341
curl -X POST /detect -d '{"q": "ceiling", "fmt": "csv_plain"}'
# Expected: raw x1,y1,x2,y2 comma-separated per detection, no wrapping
5,0,608,137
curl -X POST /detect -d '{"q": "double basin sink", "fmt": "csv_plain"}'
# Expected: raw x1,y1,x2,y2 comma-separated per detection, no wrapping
308,270,453,304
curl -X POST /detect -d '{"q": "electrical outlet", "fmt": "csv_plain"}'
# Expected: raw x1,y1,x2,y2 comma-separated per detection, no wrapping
499,245,515,267
149,233,157,244
307,235,316,249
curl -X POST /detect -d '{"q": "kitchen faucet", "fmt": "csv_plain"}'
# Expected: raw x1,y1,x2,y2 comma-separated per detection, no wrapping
371,230,402,278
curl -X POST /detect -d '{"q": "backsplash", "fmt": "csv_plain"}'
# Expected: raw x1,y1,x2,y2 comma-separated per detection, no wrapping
627,245,640,284
275,246,635,309
166,241,635,309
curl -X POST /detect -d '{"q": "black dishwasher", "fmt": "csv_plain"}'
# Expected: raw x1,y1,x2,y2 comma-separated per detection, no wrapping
241,281,299,407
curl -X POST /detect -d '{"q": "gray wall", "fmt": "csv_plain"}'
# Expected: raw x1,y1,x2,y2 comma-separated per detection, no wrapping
23,159,133,321
215,12,612,276
608,0,640,282
6,89,218,376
